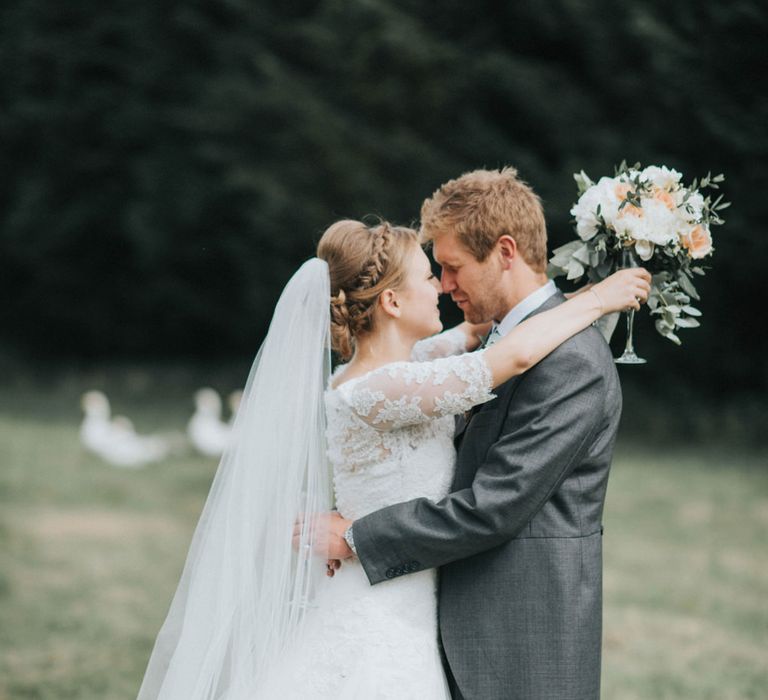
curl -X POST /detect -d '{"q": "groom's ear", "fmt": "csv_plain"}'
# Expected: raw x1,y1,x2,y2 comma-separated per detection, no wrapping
497,235,517,269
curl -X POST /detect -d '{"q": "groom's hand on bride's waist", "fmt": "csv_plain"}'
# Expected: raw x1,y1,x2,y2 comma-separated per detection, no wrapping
292,511,355,566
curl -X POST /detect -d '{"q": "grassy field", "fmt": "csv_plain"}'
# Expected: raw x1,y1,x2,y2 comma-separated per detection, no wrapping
0,380,766,699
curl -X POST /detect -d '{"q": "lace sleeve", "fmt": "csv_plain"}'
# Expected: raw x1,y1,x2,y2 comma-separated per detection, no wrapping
340,352,495,430
410,326,468,361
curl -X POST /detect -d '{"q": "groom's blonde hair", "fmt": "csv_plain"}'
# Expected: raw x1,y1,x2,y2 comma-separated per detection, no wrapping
419,167,548,272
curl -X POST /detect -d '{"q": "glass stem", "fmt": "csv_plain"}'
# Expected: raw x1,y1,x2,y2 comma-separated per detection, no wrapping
625,309,636,354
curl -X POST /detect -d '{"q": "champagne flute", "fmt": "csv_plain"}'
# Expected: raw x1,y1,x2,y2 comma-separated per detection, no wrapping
614,247,647,365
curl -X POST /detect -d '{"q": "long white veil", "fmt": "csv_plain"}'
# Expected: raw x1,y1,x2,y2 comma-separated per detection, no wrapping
137,258,333,699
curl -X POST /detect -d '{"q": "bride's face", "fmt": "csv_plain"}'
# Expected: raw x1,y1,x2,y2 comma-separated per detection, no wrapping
395,245,443,340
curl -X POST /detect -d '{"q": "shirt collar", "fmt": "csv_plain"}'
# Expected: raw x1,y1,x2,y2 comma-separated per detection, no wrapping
493,280,558,338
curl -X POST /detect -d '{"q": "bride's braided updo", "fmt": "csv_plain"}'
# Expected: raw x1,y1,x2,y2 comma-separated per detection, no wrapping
317,219,419,360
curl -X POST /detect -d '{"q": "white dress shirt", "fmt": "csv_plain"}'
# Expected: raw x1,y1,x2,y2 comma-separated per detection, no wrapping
488,280,558,344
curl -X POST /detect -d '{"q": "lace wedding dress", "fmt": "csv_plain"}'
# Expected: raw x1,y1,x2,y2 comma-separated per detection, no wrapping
255,328,494,699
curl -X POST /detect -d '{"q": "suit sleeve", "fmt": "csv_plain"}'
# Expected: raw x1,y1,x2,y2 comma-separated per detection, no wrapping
353,345,607,585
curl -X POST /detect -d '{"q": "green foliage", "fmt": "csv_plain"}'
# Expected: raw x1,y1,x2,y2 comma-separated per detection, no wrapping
0,1,766,396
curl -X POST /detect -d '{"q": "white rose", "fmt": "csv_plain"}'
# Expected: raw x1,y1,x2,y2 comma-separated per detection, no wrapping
683,191,705,222
570,177,621,240
641,165,682,190
640,198,680,245
634,239,655,261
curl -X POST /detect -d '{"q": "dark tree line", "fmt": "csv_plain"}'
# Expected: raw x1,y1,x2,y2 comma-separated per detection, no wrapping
1,0,765,398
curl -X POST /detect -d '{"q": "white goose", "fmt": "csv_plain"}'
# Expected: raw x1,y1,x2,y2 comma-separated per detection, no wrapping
108,415,171,467
80,390,114,455
187,388,231,457
79,391,171,467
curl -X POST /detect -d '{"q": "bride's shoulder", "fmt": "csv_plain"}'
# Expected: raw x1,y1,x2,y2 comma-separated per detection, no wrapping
328,363,372,392
328,359,414,392
328,363,354,392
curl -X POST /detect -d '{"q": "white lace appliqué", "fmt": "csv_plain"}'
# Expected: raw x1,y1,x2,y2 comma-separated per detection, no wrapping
342,351,494,431
324,349,494,523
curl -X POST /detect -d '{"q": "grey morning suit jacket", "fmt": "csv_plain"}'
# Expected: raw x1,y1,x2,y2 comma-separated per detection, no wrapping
354,292,622,700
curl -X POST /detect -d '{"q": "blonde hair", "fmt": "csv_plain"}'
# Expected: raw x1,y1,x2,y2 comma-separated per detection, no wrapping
317,219,419,360
419,167,548,272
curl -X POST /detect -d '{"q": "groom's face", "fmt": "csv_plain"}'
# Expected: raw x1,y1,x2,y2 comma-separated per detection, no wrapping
432,233,507,324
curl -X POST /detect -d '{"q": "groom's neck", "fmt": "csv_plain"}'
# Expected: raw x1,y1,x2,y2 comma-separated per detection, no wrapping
497,270,550,320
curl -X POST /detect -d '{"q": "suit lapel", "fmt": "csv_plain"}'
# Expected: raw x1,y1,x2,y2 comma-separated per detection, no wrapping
452,291,566,446
454,413,469,441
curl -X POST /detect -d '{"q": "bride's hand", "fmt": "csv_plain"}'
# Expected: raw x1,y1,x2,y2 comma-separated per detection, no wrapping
292,511,355,560
593,268,652,314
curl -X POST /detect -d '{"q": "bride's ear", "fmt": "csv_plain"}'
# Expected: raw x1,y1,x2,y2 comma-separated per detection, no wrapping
378,289,402,319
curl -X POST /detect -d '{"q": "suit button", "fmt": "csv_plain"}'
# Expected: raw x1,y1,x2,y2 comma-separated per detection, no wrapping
385,568,395,579
409,560,419,571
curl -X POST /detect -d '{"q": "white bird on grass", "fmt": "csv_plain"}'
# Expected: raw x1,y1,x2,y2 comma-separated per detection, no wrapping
108,415,172,467
79,391,172,468
187,388,231,458
80,390,113,455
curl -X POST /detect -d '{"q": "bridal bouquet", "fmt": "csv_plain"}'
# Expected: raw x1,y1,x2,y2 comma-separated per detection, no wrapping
548,162,728,344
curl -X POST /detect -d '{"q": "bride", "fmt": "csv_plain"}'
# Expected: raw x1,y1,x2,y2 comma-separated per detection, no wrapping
137,219,649,699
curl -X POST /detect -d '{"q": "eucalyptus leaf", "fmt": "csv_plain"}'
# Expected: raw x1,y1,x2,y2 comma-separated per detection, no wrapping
551,239,583,260
596,261,612,279
572,244,591,265
567,260,585,280
681,305,702,316
574,170,593,195
677,273,700,300
546,262,563,278
549,240,584,275
675,317,701,328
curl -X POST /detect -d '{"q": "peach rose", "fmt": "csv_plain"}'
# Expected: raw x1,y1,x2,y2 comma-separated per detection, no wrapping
615,183,642,218
615,183,631,199
681,224,713,259
652,187,676,211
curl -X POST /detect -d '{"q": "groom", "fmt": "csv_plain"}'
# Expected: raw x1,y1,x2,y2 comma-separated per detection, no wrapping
324,167,622,700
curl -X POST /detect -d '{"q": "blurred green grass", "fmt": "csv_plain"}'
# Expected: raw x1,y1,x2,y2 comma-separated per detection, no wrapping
0,377,766,699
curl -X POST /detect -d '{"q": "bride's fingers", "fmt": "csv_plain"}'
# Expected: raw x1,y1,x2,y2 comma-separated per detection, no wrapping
293,512,307,534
